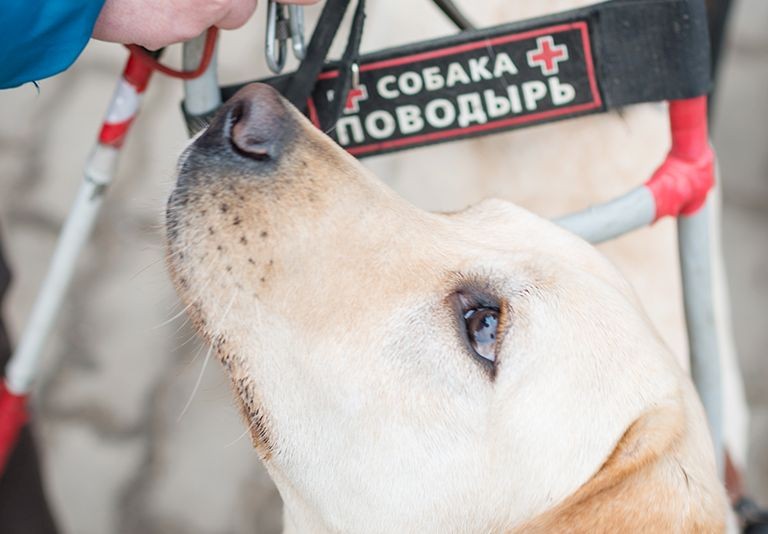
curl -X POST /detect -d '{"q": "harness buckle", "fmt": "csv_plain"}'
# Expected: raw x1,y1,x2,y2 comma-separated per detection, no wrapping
265,1,306,74
350,61,360,89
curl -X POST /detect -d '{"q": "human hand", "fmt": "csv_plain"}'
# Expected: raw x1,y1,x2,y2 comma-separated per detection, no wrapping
93,0,319,50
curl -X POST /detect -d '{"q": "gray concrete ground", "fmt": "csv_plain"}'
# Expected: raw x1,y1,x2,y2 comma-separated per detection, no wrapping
0,1,765,532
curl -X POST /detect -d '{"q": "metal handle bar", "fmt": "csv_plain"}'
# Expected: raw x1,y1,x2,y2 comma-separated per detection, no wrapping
556,96,723,475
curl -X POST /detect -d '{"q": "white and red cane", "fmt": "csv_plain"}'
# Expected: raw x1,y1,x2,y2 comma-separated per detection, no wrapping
0,51,154,473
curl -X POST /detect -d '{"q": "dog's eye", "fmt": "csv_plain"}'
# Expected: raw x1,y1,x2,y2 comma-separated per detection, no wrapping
463,307,499,362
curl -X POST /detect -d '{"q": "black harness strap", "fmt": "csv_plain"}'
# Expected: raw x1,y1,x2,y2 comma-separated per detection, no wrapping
315,0,366,130
432,0,475,31
216,0,711,158
282,0,352,109
595,0,710,108
262,0,365,131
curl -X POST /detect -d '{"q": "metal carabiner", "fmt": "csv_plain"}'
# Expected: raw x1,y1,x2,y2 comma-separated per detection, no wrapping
288,5,306,60
265,1,306,74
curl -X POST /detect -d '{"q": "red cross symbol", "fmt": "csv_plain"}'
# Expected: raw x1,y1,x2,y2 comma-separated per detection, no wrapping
344,84,368,114
527,36,569,76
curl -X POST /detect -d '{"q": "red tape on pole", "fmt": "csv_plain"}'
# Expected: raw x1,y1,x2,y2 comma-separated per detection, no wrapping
645,96,714,221
97,52,154,148
0,381,28,474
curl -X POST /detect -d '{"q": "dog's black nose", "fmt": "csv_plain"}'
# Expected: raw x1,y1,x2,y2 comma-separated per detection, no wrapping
222,83,289,160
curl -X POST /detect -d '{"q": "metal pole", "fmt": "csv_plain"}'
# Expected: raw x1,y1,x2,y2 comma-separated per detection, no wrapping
679,197,724,476
555,186,656,244
182,33,221,133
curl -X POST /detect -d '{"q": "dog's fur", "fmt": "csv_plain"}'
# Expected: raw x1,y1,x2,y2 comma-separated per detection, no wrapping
165,78,728,531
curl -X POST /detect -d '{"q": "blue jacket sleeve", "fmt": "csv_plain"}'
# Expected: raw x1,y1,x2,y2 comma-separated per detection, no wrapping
0,1,107,89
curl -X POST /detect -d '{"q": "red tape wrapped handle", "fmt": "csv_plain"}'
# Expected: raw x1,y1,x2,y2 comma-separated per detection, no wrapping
645,96,714,221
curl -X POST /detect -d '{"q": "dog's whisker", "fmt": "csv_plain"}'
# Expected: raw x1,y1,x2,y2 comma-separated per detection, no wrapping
159,272,219,332
223,424,254,448
151,299,198,330
171,328,204,353
176,342,214,423
212,293,237,333
176,292,237,422
188,339,208,363
129,255,168,281
164,298,186,316
169,311,193,336
165,280,218,349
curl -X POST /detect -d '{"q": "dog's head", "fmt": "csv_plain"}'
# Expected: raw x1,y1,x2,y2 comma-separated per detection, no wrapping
166,84,726,532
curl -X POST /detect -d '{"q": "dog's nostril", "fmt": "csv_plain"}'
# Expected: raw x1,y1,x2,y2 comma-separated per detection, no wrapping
229,103,270,159
229,100,245,128
223,83,287,162
231,131,271,159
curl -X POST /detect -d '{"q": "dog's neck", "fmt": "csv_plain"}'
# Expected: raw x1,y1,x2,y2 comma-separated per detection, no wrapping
510,399,727,533
269,468,335,534
271,397,726,533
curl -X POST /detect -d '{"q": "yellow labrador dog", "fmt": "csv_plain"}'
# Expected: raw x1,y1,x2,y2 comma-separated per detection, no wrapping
166,83,727,532
358,0,748,473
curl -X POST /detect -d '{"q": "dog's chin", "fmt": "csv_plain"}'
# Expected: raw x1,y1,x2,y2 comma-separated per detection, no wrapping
212,339,275,456
186,310,277,458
